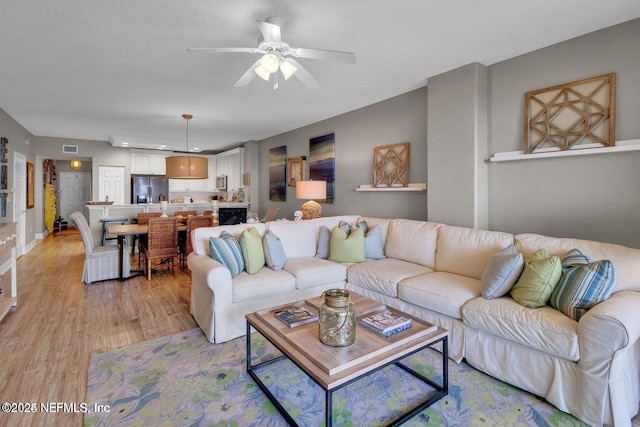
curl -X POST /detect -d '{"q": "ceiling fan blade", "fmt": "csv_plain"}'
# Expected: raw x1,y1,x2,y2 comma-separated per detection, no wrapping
234,59,261,87
284,58,321,90
187,47,262,54
258,20,281,45
290,47,356,64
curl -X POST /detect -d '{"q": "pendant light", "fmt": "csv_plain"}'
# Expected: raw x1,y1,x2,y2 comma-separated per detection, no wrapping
165,114,208,179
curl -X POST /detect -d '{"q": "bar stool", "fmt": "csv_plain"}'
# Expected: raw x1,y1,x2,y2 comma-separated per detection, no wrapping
100,217,129,246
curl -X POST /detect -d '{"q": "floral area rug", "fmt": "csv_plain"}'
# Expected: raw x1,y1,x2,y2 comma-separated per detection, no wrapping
85,328,587,426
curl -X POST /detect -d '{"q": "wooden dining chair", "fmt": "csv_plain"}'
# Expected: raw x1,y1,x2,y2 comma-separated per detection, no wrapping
180,215,214,268
174,210,198,218
263,206,280,222
139,217,179,280
134,212,162,264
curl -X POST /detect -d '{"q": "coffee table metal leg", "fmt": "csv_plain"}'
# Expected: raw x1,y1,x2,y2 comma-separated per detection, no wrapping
246,321,299,426
326,389,332,427
246,319,448,427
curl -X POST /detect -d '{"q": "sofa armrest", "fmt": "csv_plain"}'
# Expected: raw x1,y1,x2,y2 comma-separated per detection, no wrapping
187,253,233,305
578,291,640,378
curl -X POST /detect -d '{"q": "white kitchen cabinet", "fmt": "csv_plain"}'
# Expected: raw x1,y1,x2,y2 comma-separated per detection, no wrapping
216,147,244,192
206,158,217,191
168,178,208,192
131,151,167,175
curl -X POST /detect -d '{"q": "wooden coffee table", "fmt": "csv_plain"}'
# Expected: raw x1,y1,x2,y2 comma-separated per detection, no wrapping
245,292,449,426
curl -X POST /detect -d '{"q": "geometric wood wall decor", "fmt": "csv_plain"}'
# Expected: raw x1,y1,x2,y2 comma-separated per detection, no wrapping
524,73,615,154
373,142,409,187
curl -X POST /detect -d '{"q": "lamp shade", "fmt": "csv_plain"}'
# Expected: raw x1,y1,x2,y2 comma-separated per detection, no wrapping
296,180,326,200
165,113,209,179
165,156,208,179
70,160,82,170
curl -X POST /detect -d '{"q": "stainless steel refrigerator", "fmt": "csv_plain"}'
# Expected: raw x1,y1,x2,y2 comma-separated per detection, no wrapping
131,175,169,204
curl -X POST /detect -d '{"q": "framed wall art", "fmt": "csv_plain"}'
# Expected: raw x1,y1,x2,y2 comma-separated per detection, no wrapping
27,161,35,209
287,156,306,187
372,142,410,187
268,146,287,201
309,133,335,204
524,73,616,154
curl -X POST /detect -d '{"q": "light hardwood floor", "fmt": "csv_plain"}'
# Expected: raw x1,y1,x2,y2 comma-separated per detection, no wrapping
0,231,197,427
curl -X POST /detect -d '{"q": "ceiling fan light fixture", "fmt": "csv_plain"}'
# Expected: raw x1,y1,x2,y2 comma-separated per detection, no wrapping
260,53,279,73
280,60,297,80
254,65,271,81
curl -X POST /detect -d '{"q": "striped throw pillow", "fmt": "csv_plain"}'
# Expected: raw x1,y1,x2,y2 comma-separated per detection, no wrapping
209,231,245,277
549,249,616,321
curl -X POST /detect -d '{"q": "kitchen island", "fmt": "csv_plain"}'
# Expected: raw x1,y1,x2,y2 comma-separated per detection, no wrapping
84,202,250,248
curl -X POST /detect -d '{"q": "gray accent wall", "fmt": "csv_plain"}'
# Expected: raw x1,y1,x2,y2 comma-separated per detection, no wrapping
427,62,489,229
488,18,640,247
257,87,429,221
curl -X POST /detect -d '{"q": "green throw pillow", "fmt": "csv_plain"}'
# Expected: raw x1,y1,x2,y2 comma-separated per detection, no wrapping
329,226,366,263
510,249,562,308
239,227,265,274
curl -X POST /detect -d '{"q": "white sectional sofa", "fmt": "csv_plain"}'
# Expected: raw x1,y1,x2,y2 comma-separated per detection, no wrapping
187,215,640,427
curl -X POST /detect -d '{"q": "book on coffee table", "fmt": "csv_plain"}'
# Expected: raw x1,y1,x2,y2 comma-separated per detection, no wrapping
360,310,412,334
274,305,318,328
361,320,413,338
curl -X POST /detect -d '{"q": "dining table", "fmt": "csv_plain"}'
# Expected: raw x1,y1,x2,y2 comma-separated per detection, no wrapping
106,223,186,281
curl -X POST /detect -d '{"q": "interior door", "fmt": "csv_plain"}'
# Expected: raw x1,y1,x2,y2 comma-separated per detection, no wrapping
98,166,126,204
59,172,91,224
12,152,26,256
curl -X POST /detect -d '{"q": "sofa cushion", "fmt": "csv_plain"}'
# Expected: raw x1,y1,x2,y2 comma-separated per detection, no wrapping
209,232,245,277
262,230,287,270
462,296,580,361
385,219,440,268
239,227,265,274
549,249,616,321
330,226,366,263
436,225,515,279
266,216,359,259
347,258,432,298
515,233,640,293
232,268,296,303
283,256,347,290
510,249,562,308
398,271,481,319
480,245,524,299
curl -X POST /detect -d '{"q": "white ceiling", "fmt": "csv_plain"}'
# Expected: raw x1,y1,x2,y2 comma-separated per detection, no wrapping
2,1,640,153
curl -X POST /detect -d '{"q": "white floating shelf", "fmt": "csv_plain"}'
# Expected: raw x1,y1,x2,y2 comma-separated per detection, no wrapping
356,183,427,192
489,139,640,162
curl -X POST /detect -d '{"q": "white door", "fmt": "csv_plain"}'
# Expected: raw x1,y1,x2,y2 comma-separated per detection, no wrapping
59,172,91,224
98,166,126,204
13,152,26,256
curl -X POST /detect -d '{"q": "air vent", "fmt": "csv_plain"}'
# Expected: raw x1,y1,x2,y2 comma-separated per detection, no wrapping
63,145,78,154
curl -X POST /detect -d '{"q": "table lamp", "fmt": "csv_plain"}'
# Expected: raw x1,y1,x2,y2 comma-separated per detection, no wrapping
296,180,326,220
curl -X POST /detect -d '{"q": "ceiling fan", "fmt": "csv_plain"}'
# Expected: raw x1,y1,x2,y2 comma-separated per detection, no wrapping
187,16,356,90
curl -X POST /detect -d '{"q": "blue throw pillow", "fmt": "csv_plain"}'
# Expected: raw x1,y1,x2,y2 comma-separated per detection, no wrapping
315,226,331,259
262,230,287,270
480,245,524,299
549,249,616,321
363,225,385,260
209,231,245,277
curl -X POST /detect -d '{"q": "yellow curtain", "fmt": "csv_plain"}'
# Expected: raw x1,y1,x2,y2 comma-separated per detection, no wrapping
44,184,56,232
